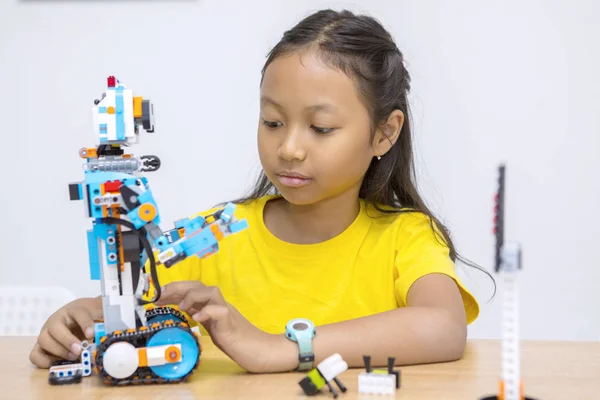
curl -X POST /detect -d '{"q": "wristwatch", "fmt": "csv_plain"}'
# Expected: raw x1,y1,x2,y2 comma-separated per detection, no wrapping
285,318,316,371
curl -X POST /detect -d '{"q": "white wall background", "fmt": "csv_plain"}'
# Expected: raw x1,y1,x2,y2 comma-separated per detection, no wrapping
0,0,598,341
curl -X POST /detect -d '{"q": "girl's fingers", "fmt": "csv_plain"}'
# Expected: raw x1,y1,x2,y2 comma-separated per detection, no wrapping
154,281,206,305
37,330,77,361
154,294,184,306
67,307,96,340
179,286,225,312
29,342,61,369
191,304,229,324
48,317,86,358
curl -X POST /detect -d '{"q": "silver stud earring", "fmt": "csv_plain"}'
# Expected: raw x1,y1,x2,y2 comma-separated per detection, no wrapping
377,156,382,160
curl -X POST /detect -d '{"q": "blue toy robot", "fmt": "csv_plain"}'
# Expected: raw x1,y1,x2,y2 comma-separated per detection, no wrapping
61,76,248,385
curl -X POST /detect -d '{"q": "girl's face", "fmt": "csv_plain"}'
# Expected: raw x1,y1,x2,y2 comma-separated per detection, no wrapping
257,48,376,206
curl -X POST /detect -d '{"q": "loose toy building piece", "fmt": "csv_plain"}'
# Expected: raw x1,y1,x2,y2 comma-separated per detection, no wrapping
357,355,400,395
48,362,82,385
60,76,248,386
480,164,538,400
299,353,348,398
48,340,93,385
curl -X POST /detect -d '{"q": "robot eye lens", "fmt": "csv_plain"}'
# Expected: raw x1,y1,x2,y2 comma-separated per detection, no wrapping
293,322,308,330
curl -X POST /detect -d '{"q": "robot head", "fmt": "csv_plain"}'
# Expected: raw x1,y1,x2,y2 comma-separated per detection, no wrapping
92,76,155,146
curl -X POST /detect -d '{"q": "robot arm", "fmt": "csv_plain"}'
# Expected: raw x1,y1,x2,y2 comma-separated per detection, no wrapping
153,203,249,267
87,175,248,303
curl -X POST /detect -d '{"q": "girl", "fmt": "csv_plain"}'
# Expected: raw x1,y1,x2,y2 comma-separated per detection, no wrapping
30,9,481,374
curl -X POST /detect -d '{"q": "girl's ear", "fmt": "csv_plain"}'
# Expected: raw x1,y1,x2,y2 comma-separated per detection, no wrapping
374,109,404,157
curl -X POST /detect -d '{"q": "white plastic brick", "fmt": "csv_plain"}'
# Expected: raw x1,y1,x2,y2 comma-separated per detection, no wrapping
81,349,92,376
317,353,348,382
146,343,182,366
358,373,396,395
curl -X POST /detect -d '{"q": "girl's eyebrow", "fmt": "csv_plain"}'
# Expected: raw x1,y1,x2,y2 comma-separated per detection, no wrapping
306,103,337,114
260,95,283,110
260,95,337,114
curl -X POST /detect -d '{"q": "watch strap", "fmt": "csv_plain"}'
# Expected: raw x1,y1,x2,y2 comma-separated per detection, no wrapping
297,336,315,371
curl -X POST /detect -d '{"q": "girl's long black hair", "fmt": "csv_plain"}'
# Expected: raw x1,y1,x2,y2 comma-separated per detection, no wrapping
237,9,494,290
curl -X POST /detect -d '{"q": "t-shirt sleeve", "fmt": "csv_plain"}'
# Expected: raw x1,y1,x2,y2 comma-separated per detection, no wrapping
393,211,479,324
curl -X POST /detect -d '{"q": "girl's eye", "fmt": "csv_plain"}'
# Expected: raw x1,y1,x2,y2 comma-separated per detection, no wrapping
311,125,335,134
262,119,283,128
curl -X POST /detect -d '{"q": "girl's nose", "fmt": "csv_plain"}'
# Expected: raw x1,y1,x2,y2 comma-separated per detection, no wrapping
278,128,307,162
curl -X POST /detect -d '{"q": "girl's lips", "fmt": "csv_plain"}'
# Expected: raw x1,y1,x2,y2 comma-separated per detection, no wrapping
276,174,312,187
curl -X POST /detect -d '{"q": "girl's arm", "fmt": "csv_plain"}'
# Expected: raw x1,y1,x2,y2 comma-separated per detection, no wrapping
268,273,468,371
154,275,467,373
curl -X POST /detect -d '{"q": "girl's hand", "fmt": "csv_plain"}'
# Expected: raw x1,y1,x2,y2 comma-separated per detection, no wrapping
154,281,287,373
29,297,102,368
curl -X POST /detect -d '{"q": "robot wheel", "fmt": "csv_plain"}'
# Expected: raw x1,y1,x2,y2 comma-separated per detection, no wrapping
94,318,201,385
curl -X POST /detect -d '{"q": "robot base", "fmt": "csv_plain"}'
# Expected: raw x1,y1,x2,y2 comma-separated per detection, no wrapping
94,318,201,385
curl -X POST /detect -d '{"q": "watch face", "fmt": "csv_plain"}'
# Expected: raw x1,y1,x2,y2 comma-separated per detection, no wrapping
293,322,309,331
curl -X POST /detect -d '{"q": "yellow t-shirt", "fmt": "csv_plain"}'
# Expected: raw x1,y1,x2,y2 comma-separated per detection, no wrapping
152,195,479,334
